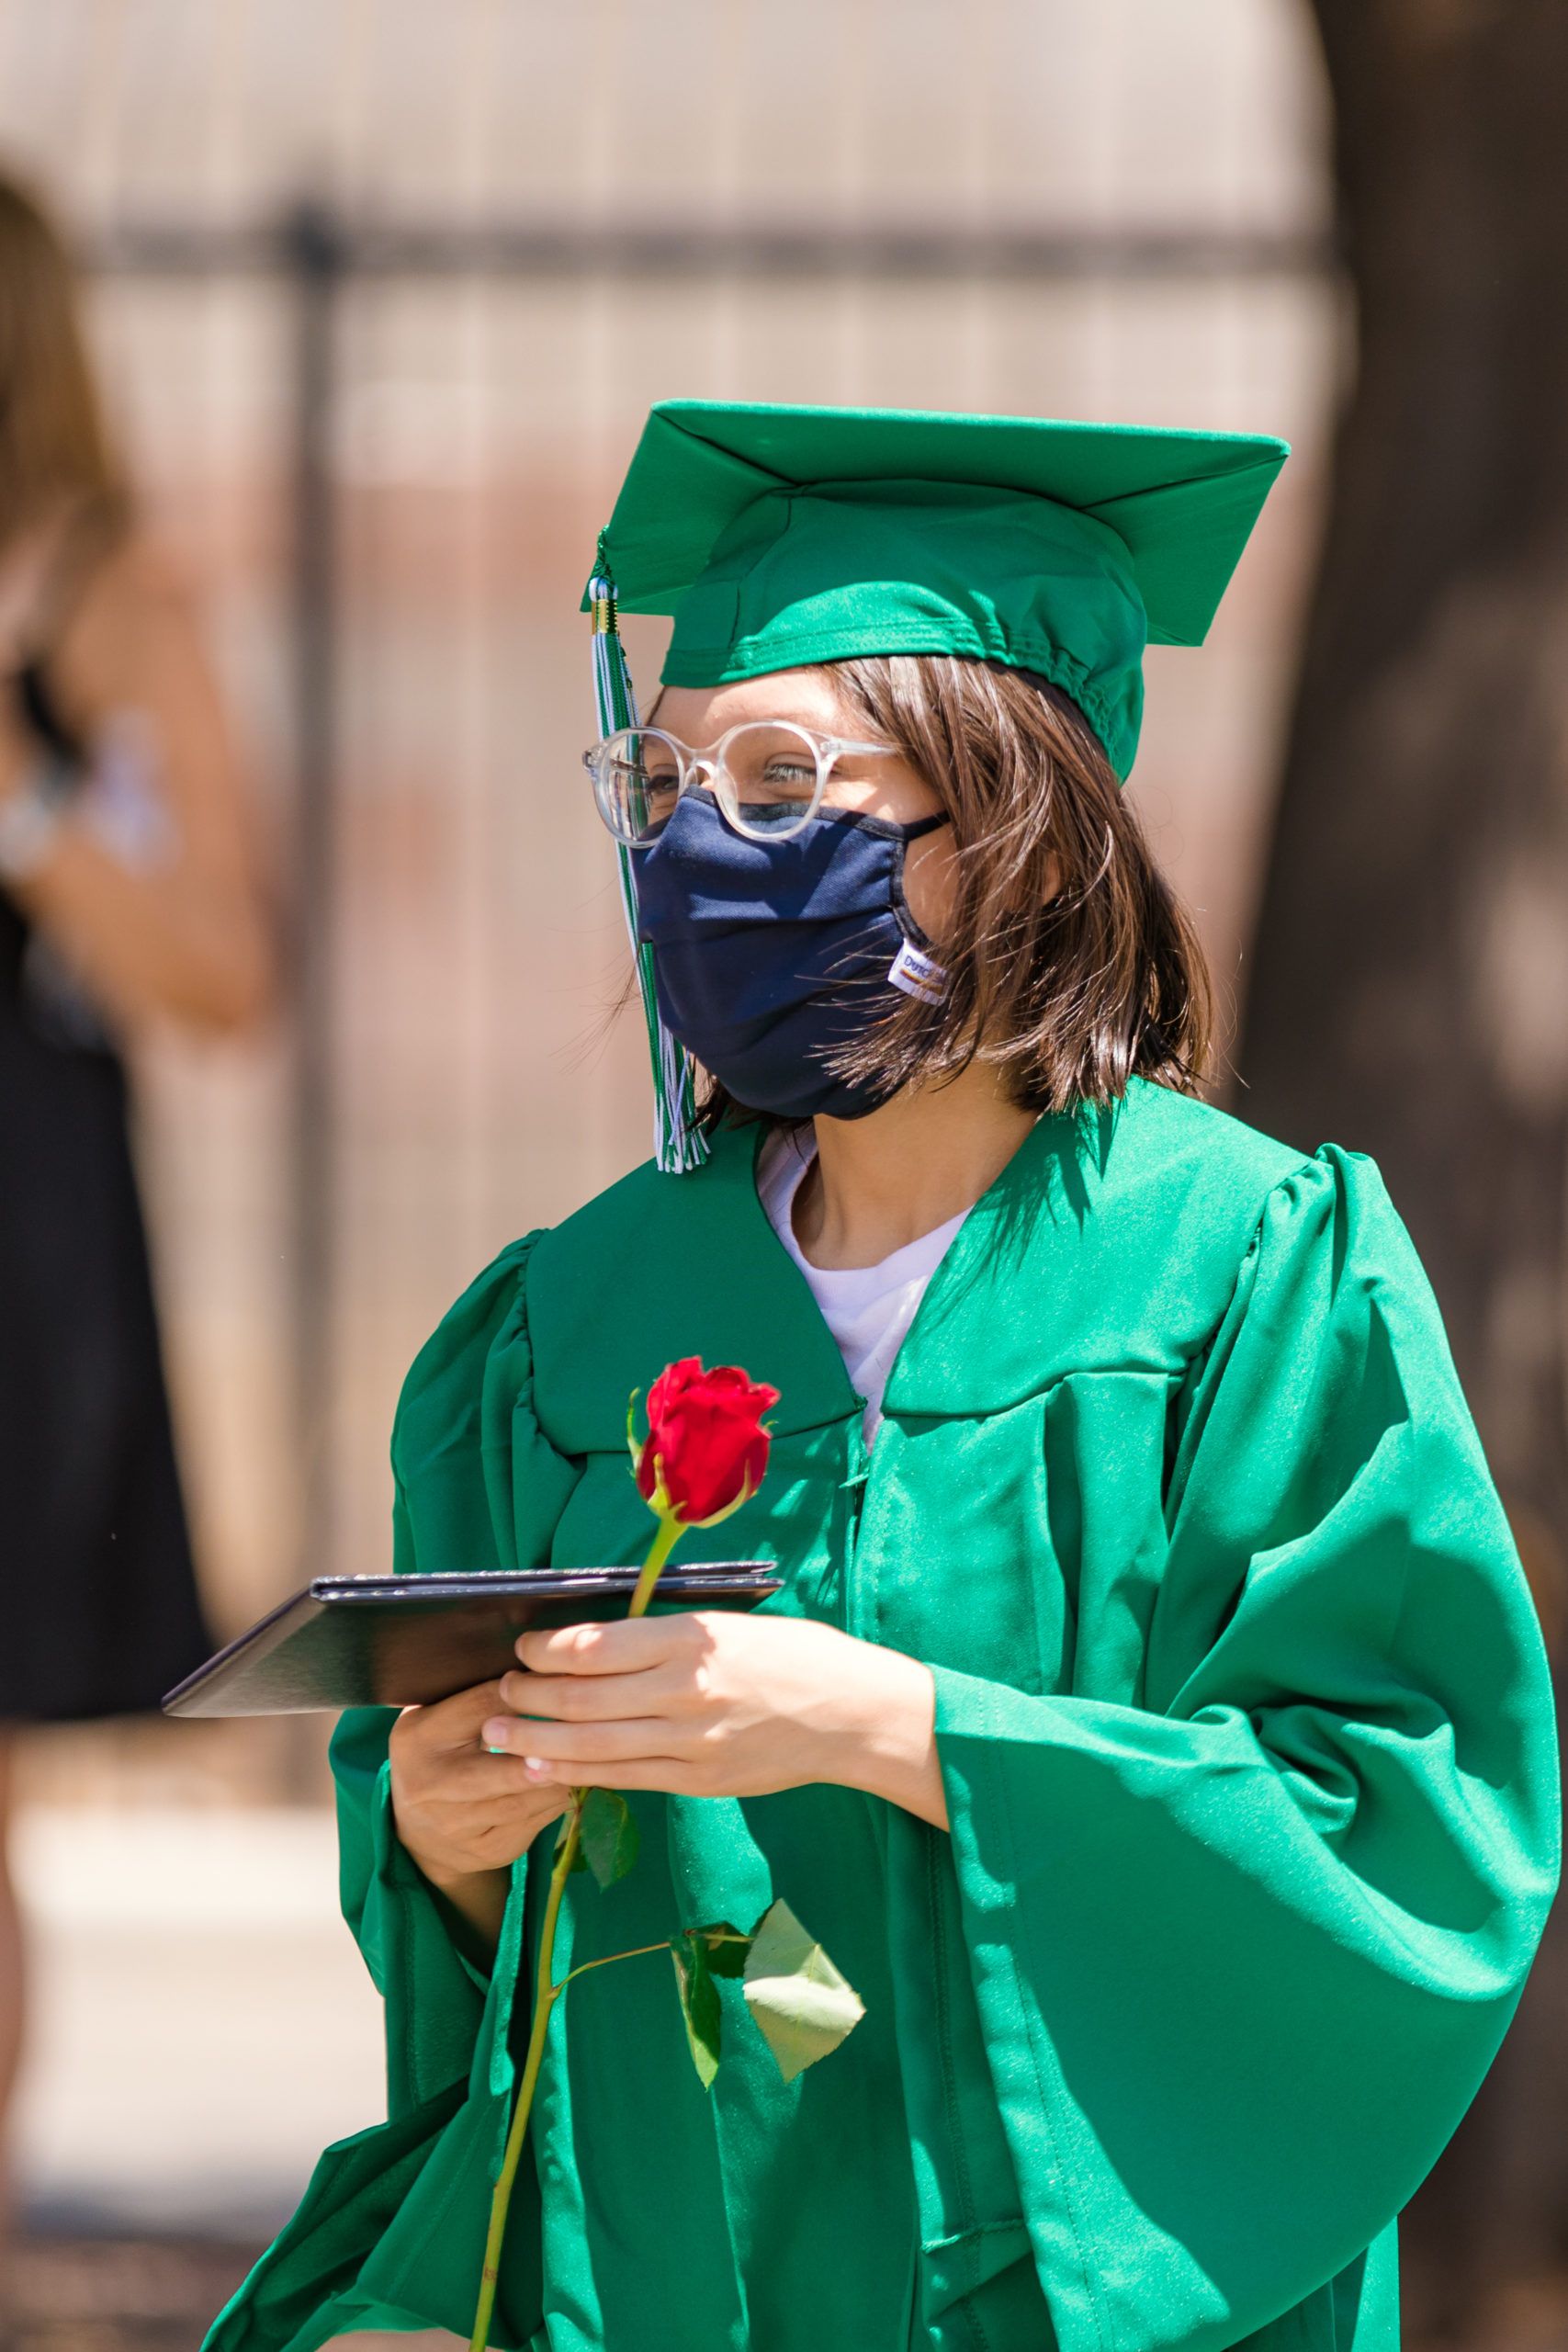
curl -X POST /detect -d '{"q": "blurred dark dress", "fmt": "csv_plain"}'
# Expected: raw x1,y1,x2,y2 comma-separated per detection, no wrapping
0,656,213,1718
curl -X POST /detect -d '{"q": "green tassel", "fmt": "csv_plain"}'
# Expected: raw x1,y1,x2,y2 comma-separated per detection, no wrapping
588,545,707,1173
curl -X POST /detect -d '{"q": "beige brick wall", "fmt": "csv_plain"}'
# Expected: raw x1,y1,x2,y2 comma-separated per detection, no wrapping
0,0,1333,1804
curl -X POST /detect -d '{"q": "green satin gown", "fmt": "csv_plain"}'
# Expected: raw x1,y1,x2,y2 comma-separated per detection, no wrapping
204,1079,1560,2352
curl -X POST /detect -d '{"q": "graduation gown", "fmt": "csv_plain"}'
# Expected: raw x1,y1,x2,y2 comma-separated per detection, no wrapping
204,1079,1559,2352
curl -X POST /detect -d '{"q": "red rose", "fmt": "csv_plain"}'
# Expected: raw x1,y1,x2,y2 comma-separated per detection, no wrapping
634,1357,780,1527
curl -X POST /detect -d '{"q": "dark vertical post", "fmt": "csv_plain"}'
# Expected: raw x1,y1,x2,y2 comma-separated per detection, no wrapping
1238,6,1568,2330
284,199,344,1721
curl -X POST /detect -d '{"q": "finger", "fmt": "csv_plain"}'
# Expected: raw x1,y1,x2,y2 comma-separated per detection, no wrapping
515,1618,679,1675
398,1679,510,1747
409,1745,568,1801
479,1713,689,1767
496,1664,683,1722
516,1753,710,1795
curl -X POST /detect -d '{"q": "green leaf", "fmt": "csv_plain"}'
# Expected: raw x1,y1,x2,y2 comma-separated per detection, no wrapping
696,1920,750,1979
579,1786,640,1889
671,1938,723,2088
741,1898,865,2084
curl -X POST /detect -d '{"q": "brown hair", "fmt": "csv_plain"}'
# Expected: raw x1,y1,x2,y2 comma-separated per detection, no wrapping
0,171,130,558
699,652,1213,1133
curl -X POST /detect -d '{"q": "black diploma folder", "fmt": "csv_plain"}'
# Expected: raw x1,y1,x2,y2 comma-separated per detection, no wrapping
161,1564,783,1717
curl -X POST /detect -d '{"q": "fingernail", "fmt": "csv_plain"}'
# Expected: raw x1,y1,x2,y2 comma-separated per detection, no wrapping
482,1721,512,1749
522,1757,551,1780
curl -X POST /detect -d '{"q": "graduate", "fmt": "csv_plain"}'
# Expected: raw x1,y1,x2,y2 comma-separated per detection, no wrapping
208,402,1560,2352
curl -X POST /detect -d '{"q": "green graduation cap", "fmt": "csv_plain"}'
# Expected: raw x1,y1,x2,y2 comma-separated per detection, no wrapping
587,399,1289,781
584,399,1288,1174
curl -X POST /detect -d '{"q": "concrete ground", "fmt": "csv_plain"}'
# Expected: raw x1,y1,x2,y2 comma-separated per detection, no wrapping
11,1806,386,2239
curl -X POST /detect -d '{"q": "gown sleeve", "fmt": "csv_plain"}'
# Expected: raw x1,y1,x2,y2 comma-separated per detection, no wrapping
931,1146,1561,2352
329,1231,581,2118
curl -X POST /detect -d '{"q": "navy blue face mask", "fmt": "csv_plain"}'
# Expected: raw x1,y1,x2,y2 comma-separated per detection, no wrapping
632,786,950,1121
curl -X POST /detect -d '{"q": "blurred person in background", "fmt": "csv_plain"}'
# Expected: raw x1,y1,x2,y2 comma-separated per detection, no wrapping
0,169,272,2242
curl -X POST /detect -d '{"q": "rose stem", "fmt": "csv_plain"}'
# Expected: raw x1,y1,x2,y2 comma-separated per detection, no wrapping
467,1784,584,2352
627,1509,682,1619
467,1509,685,2351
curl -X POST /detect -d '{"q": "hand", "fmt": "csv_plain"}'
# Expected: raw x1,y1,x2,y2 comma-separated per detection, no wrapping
389,1678,570,1949
482,1611,948,1831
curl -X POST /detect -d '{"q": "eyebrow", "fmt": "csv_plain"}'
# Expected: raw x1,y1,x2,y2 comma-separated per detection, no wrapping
641,695,840,737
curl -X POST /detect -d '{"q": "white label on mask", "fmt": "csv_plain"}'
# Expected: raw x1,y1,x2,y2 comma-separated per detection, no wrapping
887,939,949,1004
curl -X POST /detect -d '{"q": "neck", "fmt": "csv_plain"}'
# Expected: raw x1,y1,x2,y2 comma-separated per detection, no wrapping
790,1061,1037,1270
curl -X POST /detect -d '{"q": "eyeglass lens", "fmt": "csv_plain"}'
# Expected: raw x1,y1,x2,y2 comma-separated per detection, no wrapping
595,723,826,844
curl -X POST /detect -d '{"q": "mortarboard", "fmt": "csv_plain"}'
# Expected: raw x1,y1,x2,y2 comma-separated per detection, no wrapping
585,400,1288,1168
590,400,1288,779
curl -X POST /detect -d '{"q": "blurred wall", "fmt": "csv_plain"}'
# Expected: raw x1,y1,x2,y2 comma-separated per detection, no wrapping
0,0,1335,1802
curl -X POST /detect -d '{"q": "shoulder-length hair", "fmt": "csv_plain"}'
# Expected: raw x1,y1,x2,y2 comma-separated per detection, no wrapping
698,651,1213,1134
0,171,130,557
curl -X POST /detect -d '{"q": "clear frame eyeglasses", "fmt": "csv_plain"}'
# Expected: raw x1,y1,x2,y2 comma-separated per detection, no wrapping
581,720,902,847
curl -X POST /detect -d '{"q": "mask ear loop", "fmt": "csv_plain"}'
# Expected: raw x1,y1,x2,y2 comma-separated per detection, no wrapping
588,537,709,1174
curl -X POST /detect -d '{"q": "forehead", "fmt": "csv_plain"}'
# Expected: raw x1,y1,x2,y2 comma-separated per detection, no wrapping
648,666,852,745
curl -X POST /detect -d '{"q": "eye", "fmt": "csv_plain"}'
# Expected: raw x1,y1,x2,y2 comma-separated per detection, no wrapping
758,759,817,792
611,755,676,788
